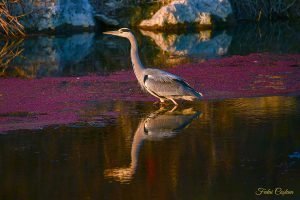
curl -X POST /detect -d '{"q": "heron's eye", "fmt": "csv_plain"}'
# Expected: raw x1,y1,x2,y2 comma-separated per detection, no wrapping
119,28,130,33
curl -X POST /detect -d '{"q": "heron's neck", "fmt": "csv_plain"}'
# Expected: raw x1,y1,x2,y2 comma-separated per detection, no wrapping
128,36,145,84
130,121,146,172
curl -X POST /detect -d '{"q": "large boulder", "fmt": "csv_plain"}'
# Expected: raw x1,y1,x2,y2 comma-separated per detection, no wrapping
16,0,95,31
140,0,232,29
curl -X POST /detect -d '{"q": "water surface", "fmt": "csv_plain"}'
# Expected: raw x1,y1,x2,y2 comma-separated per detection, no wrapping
1,96,300,199
1,22,300,77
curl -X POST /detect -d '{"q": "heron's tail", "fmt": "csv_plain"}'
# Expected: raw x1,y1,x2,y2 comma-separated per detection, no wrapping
183,91,203,101
196,91,203,98
191,90,203,100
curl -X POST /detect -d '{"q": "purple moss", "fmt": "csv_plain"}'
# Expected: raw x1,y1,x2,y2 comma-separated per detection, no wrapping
1,53,300,132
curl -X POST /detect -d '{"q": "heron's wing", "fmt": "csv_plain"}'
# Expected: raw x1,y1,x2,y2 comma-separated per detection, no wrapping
144,68,183,83
145,111,201,133
143,68,199,98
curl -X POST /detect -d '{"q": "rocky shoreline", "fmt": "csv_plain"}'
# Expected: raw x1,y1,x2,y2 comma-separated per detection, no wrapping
6,0,299,33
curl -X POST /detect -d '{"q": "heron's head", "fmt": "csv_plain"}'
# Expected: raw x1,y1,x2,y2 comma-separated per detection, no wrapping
103,28,133,38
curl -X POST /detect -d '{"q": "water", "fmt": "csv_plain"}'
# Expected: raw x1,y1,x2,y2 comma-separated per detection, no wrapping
1,97,300,199
1,22,300,77
1,23,300,199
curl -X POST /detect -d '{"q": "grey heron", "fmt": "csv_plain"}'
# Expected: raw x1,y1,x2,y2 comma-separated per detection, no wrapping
104,106,201,183
103,28,203,105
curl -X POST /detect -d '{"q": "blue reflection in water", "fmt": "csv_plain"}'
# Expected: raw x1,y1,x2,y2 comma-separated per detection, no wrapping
12,33,94,77
140,30,231,58
289,152,300,159
1,22,299,77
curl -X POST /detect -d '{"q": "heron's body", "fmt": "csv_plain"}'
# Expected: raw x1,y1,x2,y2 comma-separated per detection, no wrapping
143,68,202,104
104,28,203,105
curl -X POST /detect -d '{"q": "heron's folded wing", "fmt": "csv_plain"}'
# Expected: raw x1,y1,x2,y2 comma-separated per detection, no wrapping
144,70,194,97
144,68,183,83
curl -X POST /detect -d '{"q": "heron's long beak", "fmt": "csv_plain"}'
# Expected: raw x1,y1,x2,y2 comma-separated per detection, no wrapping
103,31,120,36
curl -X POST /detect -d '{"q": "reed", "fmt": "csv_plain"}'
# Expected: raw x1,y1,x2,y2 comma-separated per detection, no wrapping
0,39,24,76
0,0,25,38
230,0,299,21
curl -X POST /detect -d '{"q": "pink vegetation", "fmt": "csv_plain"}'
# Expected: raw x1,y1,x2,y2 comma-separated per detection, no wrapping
1,53,300,132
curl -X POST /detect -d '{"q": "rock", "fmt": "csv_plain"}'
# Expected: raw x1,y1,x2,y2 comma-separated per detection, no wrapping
140,30,232,59
105,0,123,10
139,0,232,29
17,0,95,31
95,14,119,26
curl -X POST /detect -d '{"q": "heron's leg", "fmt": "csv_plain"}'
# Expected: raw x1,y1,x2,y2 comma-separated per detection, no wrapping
159,98,170,106
169,98,178,105
168,105,178,113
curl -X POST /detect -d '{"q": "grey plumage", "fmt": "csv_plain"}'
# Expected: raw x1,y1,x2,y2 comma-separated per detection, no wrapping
143,107,201,137
103,28,203,105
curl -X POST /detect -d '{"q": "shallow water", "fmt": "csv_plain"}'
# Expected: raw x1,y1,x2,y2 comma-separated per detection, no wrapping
0,97,300,199
1,23,300,199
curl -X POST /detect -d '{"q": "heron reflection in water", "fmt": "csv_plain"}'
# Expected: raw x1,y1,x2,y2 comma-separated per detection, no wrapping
104,106,201,183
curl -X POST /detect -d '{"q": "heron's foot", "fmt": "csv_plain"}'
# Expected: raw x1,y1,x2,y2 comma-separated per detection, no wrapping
153,101,169,107
153,101,168,105
154,99,169,105
160,101,170,106
170,98,178,106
